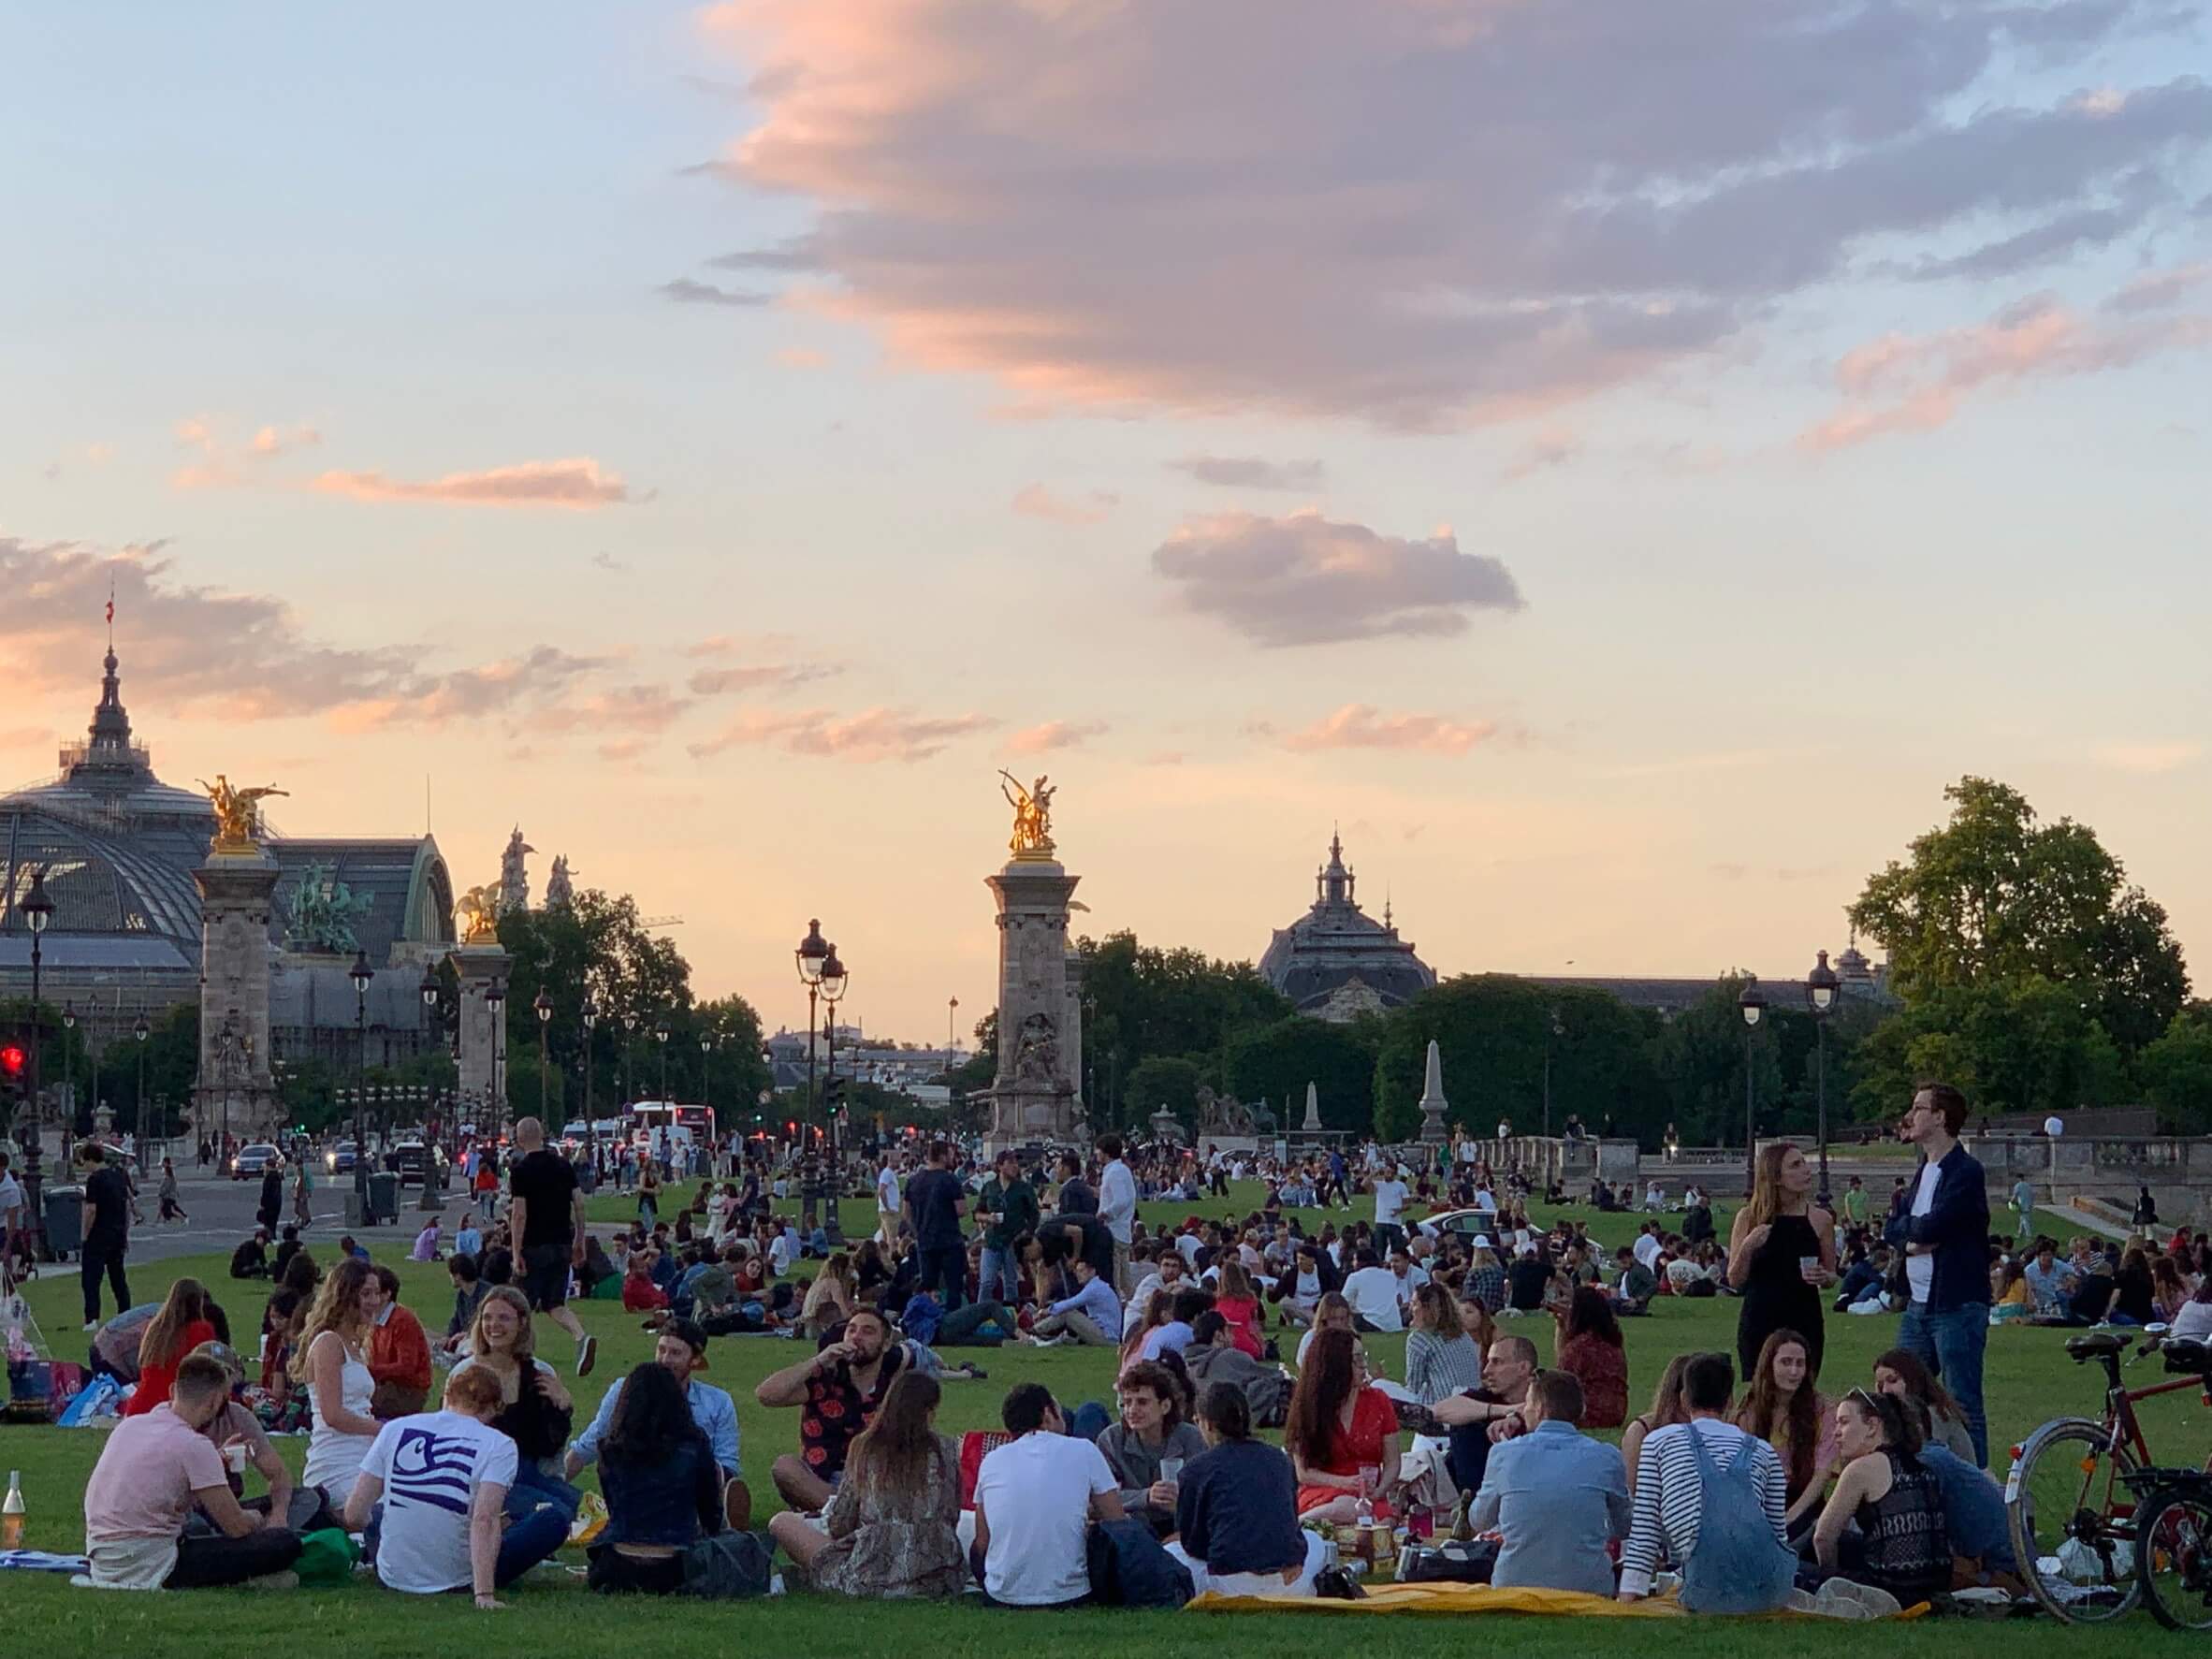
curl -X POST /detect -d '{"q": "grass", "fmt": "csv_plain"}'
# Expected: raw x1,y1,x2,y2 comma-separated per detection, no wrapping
4,1182,2206,1655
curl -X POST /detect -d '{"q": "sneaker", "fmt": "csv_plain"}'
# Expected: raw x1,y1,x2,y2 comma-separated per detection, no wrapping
576,1333,598,1377
83,1320,101,1332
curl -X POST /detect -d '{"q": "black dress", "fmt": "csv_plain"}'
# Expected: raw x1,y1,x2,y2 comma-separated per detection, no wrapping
1737,1212,1826,1383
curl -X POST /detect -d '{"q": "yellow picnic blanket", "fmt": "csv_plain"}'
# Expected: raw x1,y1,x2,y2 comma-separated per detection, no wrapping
1189,1581,1929,1620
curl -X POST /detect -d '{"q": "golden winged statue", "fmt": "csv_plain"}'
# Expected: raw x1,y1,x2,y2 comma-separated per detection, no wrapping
998,770,1056,859
197,774,287,853
454,884,502,945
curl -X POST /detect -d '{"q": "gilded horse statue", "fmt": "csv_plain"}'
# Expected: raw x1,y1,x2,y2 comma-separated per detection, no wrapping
455,883,502,945
998,771,1056,859
198,775,287,852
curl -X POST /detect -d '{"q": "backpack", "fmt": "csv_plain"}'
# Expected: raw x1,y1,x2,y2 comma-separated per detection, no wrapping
1678,1424,1797,1614
899,1293,944,1347
678,1530,778,1599
1084,1516,1194,1608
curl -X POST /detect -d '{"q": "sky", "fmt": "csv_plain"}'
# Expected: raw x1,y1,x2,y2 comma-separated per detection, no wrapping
4,1,2209,1043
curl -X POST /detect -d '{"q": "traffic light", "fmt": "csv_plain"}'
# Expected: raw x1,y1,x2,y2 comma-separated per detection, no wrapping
0,1043,24,1080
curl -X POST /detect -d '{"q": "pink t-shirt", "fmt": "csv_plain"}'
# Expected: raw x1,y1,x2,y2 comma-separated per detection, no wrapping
83,1404,226,1541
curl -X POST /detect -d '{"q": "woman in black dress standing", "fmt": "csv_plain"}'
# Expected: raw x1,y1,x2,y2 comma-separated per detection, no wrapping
1728,1142,1836,1383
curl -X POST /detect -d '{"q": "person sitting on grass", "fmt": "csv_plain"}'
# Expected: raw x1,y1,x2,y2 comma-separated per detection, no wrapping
756,1306,908,1512
229,1229,271,1280
1550,1287,1628,1431
441,1253,488,1359
971,1382,1124,1608
1168,1381,1323,1598
1809,1388,1952,1604
452,1287,581,1529
568,1318,749,1528
342,1362,565,1607
770,1370,966,1600
123,1277,225,1419
1286,1326,1400,1523
623,1248,671,1313
1733,1328,1837,1540
366,1263,433,1418
1404,1281,1485,1405
1097,1360,1208,1536
294,1258,385,1509
1025,1254,1123,1347
1471,1369,1630,1595
83,1352,304,1591
582,1361,726,1595
1870,1348,1974,1464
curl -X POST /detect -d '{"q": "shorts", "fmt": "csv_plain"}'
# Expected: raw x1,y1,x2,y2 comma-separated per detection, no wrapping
521,1241,572,1311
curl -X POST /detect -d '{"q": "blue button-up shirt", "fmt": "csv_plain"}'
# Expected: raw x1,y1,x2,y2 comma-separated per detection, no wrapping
1469,1419,1630,1596
570,1375,740,1478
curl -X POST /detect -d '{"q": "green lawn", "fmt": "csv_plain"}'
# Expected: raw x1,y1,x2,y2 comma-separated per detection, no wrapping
4,1182,2206,1654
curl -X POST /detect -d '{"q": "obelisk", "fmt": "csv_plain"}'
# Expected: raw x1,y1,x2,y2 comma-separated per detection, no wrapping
981,773,1084,1152
1302,1081,1323,1133
1416,1039,1448,1145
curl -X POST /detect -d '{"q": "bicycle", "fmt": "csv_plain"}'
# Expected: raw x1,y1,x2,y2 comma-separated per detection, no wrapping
2004,1330,2212,1623
2122,1463,2212,1631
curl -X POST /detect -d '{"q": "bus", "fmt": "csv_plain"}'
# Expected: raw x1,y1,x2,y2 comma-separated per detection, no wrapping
627,1100,716,1157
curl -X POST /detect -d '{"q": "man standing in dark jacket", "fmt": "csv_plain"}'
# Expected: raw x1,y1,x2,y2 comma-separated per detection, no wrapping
1885,1081,1991,1464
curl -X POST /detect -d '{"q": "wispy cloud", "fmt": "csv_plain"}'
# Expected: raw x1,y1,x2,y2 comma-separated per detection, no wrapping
1006,720,1108,754
1153,510,1522,648
1012,484,1117,524
1281,704,1499,756
688,706,997,763
1167,455,1325,491
312,458,637,509
686,659,840,695
2098,740,2202,774
659,276,768,308
1501,427,1580,482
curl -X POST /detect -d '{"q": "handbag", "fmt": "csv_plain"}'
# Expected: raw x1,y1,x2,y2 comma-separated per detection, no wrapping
678,1529,778,1599
1397,1539,1498,1583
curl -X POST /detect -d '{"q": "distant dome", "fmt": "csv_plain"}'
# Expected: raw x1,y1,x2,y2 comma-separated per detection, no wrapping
1258,830,1436,1021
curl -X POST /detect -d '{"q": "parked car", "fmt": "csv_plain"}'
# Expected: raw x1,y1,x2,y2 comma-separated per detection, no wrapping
386,1138,449,1186
230,1142,280,1180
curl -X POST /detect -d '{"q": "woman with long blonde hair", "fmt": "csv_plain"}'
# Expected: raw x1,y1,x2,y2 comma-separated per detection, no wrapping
295,1256,385,1505
800,1252,855,1336
768,1370,965,1599
1620,1353,1693,1502
1726,1141,1833,1381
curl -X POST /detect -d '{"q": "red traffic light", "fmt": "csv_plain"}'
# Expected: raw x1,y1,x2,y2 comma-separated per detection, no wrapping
0,1043,24,1078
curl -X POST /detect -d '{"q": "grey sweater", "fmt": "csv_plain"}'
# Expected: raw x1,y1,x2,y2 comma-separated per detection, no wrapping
1097,1420,1209,1521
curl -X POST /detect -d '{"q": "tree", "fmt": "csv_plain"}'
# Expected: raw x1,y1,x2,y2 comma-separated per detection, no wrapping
1847,977,2126,1123
1222,1016,1382,1133
1076,932,1292,1128
1850,777,2188,1058
2138,1005,2212,1133
1124,1055,1203,1131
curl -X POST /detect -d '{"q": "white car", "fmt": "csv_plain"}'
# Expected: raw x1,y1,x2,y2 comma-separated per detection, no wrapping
230,1142,280,1180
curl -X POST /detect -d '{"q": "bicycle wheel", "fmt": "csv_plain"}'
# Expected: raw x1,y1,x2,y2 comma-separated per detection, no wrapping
2136,1484,2212,1632
2005,1418,2142,1623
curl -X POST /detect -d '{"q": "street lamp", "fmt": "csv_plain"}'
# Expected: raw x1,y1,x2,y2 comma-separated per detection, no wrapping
60,1002,77,1166
1738,977,1768,1197
217,1011,239,1170
350,950,374,1213
1806,949,1841,1208
1541,1008,1564,1138
533,987,553,1128
580,996,598,1183
795,919,829,1126
418,968,441,1145
620,1012,636,1113
700,1031,717,1150
484,980,507,1138
20,866,53,1252
133,1014,150,1163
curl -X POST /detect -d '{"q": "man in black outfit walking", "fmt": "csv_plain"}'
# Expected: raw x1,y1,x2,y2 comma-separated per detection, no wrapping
905,1140,968,1313
80,1143,134,1331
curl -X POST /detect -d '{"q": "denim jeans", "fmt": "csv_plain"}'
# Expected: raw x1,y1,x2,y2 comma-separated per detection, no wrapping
1899,1299,1989,1466
977,1244,1022,1307
919,1244,966,1313
936,1300,1017,1346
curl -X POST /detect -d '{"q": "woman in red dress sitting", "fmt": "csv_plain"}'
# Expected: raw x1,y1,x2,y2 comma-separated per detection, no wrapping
1285,1326,1400,1524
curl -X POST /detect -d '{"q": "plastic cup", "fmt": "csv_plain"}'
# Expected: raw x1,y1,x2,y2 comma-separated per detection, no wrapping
1799,1256,1821,1283
1159,1457,1184,1482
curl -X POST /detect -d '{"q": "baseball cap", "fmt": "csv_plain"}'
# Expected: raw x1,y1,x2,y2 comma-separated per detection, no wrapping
187,1340,248,1384
1472,1234,1493,1249
663,1317,711,1369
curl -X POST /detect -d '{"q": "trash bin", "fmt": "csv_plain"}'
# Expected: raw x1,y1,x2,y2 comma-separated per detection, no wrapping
42,1186,85,1258
369,1171,400,1226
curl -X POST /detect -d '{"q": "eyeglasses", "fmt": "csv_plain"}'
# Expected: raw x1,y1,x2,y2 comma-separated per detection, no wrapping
1844,1386,1881,1412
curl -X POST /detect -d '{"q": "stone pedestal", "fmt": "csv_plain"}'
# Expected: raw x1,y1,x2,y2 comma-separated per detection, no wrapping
453,943,510,1133
981,857,1086,1151
194,849,281,1140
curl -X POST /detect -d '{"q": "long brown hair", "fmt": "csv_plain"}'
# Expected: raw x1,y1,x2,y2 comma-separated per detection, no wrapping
1286,1326,1360,1468
1873,1346,1957,1423
289,1257,374,1382
1637,1353,1694,1433
1411,1281,1463,1338
1216,1258,1254,1302
1739,1142,1802,1233
1734,1328,1823,1498
845,1369,942,1501
139,1277,213,1371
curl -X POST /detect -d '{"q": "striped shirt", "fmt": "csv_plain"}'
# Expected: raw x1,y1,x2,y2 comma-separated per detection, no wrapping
1404,1330,1487,1404
1619,1419,1787,1596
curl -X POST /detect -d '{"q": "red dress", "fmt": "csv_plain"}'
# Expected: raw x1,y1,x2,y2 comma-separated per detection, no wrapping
1215,1294,1264,1359
123,1318,218,1417
1556,1332,1628,1429
1295,1388,1399,1515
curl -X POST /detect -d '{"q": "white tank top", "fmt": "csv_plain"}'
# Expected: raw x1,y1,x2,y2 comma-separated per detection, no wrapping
302,1335,377,1499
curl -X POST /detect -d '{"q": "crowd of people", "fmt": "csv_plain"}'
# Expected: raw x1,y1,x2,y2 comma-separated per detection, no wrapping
60,1081,2212,1617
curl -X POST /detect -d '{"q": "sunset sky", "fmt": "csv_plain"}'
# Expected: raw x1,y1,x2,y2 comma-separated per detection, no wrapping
5,2,2209,1041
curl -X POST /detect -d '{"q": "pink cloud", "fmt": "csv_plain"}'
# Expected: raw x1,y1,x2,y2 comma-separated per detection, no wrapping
1801,282,2212,451
1282,704,1498,756
688,706,997,763
1011,484,1116,524
1006,720,1108,754
311,458,636,509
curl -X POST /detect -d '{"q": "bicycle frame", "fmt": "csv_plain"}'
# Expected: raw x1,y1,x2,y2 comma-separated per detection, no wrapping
2068,1350,2212,1519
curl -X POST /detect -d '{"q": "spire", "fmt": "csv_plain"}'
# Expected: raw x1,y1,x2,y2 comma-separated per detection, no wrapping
74,633,138,770
1320,827,1349,906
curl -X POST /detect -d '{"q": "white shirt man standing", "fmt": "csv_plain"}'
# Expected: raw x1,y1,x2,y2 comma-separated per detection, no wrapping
1372,1170,1410,1252
1096,1134,1137,1295
875,1156,904,1251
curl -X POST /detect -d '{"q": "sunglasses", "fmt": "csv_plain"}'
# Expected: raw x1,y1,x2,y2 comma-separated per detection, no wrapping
1844,1386,1882,1412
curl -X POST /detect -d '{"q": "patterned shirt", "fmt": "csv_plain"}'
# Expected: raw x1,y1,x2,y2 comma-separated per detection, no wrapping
801,1347,906,1480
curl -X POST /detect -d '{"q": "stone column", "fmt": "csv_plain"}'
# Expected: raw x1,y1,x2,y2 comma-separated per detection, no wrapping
193,847,281,1142
1416,1039,1449,1145
453,943,510,1134
981,856,1084,1152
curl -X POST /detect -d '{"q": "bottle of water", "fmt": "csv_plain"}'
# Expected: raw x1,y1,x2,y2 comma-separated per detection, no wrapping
1,1470,24,1550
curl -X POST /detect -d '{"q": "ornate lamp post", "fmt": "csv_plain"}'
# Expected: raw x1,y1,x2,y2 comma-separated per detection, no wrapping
533,987,553,1127
1737,977,1768,1197
418,967,441,1148
620,1012,636,1113
795,919,829,1123
484,980,507,1140
217,1011,239,1169
60,1002,77,1165
133,1014,150,1161
350,950,373,1212
580,996,598,1183
820,945,850,1157
1541,1008,1564,1137
654,1021,671,1107
1806,949,1841,1208
699,1031,717,1154
19,867,53,1251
